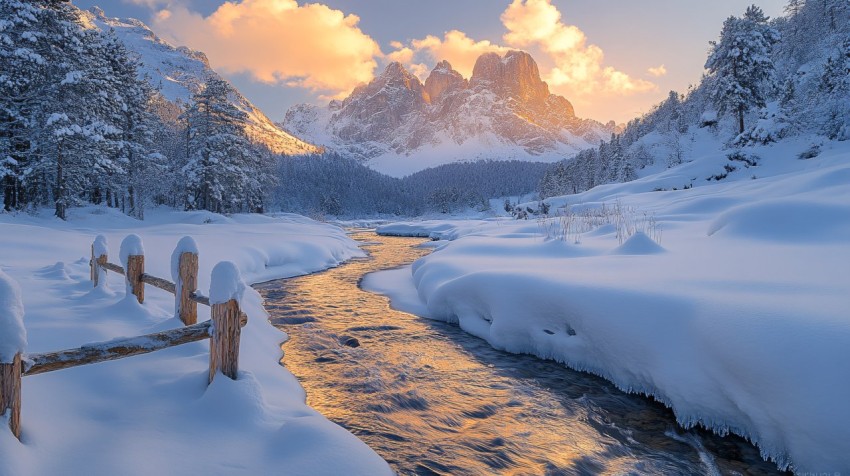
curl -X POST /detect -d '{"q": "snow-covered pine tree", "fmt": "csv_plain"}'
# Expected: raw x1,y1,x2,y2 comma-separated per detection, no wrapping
184,76,270,213
31,3,116,219
820,36,850,139
97,32,168,219
0,0,58,211
705,5,781,135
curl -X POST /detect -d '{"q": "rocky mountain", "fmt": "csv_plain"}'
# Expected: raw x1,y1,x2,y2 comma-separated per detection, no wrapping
283,50,614,176
82,7,319,156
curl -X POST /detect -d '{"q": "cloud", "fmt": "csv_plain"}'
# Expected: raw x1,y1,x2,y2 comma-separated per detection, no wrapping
407,30,509,79
151,0,381,99
648,64,667,77
387,0,655,102
500,0,655,96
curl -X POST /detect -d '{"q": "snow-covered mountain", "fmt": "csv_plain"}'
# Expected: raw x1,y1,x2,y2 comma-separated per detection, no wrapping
283,51,614,176
81,7,319,156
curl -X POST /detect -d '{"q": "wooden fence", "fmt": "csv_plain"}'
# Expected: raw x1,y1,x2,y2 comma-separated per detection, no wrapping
0,235,247,440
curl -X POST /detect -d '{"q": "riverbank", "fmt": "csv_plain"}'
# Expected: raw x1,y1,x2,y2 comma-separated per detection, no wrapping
0,207,391,475
368,143,850,473
265,231,785,474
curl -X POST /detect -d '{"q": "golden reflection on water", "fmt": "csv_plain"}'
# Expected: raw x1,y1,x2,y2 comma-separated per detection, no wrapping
256,232,785,476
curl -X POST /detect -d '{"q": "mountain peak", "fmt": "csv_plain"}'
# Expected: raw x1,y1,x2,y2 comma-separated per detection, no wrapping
471,50,550,106
424,60,468,104
382,61,411,78
283,49,609,171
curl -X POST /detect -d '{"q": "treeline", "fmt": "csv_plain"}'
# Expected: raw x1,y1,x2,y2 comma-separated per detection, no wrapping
0,0,275,218
274,154,549,217
540,0,850,199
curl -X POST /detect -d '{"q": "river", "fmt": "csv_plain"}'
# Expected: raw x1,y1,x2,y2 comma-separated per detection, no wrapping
255,231,785,475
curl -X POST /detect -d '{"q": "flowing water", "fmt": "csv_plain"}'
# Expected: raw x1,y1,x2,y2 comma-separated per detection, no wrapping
256,231,785,476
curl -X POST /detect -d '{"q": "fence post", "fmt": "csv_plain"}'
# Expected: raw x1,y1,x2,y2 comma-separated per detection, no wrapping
208,261,244,384
127,254,144,304
0,353,22,440
175,241,199,326
209,299,240,383
91,235,108,288
120,235,145,304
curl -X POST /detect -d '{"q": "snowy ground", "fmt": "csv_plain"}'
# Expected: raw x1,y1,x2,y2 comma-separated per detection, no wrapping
366,138,850,473
0,208,391,475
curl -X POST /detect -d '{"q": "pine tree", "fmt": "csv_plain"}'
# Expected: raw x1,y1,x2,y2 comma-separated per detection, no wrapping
184,76,271,213
705,5,781,135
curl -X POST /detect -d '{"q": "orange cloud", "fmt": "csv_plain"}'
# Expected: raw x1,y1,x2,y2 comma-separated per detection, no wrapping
648,64,668,77
407,30,509,79
388,0,655,102
500,0,655,96
151,0,381,99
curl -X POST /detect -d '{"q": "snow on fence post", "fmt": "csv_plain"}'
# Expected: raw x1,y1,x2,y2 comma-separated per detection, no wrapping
0,269,26,440
91,235,108,287
171,237,199,326
208,262,245,384
120,235,145,304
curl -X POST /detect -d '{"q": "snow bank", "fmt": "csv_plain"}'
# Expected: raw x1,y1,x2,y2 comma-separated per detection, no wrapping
209,261,246,305
366,142,850,473
0,269,26,362
377,219,499,241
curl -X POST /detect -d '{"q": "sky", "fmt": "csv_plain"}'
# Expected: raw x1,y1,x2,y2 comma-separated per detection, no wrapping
70,0,787,124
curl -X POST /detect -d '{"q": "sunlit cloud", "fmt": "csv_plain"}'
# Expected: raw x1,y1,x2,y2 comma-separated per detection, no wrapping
150,0,381,99
648,64,667,77
387,0,655,103
500,0,656,96
405,30,509,79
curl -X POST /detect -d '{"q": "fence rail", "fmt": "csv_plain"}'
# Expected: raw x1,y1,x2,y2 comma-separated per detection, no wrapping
1,234,248,440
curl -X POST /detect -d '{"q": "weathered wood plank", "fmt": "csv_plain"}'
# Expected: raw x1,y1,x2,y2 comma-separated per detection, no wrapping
141,274,176,294
101,262,125,275
23,315,247,376
1,353,22,439
190,291,210,306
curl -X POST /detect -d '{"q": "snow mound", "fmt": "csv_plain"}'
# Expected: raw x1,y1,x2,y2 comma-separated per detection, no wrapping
708,199,850,243
0,269,26,361
209,261,246,305
611,232,666,255
37,262,72,281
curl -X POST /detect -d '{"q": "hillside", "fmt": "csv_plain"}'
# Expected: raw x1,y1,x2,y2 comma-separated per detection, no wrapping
82,7,319,156
538,1,849,198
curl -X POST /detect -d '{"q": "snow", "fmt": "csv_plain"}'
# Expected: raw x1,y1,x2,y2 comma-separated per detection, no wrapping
364,138,850,473
364,131,577,178
118,234,144,271
0,208,388,475
0,268,26,362
92,234,108,258
169,236,198,282
209,261,246,305
611,231,666,255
